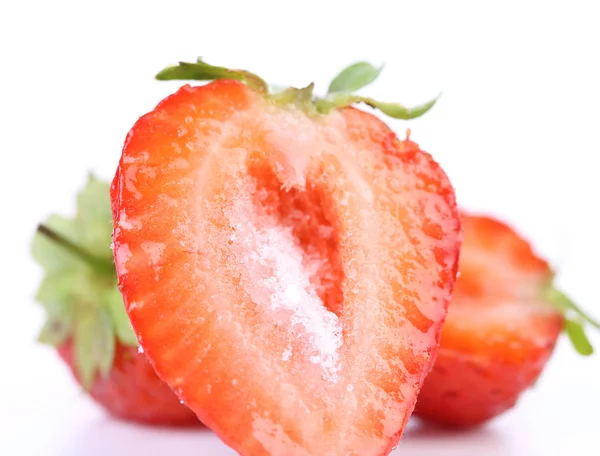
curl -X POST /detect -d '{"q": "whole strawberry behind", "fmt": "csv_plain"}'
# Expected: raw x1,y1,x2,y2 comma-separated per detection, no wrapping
31,175,199,426
414,212,600,427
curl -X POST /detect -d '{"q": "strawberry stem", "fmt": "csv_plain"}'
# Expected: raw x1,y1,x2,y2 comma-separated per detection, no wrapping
37,224,114,276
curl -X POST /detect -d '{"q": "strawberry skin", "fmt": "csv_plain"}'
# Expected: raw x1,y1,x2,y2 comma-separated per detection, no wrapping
58,340,198,426
111,76,461,456
414,213,564,427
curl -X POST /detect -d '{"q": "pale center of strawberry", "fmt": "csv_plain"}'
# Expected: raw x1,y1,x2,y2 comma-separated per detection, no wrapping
225,163,344,383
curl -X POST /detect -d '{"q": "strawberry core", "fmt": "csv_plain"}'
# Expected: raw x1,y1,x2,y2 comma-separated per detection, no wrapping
224,160,345,383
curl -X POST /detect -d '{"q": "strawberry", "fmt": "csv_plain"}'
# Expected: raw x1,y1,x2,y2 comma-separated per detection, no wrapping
110,58,461,455
414,212,599,427
31,175,198,426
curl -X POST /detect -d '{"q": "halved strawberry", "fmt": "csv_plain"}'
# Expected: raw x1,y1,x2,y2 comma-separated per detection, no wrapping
111,59,461,455
31,175,198,426
414,212,599,427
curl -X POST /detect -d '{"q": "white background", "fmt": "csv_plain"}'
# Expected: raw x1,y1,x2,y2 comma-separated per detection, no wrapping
1,1,599,455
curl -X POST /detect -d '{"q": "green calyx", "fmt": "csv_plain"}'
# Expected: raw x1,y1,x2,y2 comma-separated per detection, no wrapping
543,282,600,356
156,58,439,120
31,175,137,389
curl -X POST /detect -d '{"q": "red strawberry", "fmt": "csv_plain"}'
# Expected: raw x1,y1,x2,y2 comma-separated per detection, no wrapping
414,212,599,427
31,176,198,426
57,340,198,425
110,59,461,455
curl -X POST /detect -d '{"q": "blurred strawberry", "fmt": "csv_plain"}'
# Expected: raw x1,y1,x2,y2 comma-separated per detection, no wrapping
31,175,199,426
414,212,599,427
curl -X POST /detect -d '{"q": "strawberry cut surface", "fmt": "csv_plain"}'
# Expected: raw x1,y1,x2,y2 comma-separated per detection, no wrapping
111,80,461,455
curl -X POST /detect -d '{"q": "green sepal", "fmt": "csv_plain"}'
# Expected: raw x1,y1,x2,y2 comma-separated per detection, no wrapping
38,317,71,346
543,284,599,356
564,319,594,356
155,56,439,122
156,57,268,93
269,83,317,114
35,273,76,321
105,286,138,346
76,174,114,260
316,92,440,120
74,305,115,389
358,95,441,120
327,61,382,94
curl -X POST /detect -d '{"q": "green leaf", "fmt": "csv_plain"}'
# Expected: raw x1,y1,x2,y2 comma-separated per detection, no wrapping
358,94,441,120
105,286,138,346
38,317,71,346
96,309,116,378
73,307,98,388
315,92,440,120
74,306,115,389
35,273,76,321
156,58,268,93
564,319,594,356
76,175,113,260
543,284,599,356
327,62,382,94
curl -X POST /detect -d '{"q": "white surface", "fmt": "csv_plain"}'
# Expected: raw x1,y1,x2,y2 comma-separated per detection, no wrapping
1,1,599,455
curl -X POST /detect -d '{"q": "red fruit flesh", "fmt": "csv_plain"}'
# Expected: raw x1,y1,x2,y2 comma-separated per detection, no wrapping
58,341,199,426
111,80,461,455
414,213,564,427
